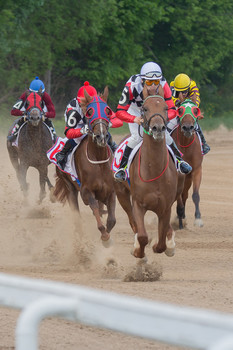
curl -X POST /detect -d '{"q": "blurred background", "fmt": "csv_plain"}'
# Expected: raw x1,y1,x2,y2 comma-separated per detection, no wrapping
1,0,233,135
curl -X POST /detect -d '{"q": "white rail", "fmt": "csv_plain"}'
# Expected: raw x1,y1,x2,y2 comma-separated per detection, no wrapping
0,273,232,349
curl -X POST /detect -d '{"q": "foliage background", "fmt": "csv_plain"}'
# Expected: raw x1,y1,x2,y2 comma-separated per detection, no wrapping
0,0,233,131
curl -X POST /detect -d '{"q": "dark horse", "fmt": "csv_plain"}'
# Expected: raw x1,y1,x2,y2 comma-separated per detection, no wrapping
114,86,183,260
172,99,204,229
53,87,116,246
7,91,54,203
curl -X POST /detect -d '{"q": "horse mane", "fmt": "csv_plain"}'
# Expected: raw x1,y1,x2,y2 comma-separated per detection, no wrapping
142,83,164,100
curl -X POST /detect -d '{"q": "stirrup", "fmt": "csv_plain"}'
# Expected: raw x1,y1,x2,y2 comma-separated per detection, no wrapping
177,160,192,174
114,168,127,182
202,143,210,155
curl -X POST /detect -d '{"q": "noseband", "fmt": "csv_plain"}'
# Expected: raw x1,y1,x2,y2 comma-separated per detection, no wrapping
141,95,167,134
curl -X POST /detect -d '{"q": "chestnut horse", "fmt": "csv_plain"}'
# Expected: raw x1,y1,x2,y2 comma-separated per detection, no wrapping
53,87,116,245
7,91,54,203
172,99,204,229
114,87,182,260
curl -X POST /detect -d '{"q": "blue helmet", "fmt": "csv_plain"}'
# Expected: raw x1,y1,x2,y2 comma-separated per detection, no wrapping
29,76,45,93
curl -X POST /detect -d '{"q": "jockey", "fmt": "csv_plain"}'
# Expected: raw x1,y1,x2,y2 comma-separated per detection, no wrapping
55,81,122,170
8,76,57,142
114,61,192,182
169,73,210,155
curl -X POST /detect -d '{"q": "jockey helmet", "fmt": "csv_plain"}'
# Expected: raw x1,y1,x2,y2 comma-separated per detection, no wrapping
174,74,191,91
140,62,162,80
77,81,97,102
29,77,45,93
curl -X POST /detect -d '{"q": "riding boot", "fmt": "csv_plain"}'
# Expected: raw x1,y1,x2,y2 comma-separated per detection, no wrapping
44,118,57,142
196,123,210,155
170,140,192,174
7,117,25,142
56,139,76,170
114,145,133,182
107,133,118,153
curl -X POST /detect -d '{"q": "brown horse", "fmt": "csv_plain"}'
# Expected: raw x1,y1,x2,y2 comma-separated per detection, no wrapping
53,87,116,246
171,99,204,229
114,87,182,260
7,91,54,203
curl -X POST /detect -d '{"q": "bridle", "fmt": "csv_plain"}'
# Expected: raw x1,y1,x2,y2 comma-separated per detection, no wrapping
141,95,167,135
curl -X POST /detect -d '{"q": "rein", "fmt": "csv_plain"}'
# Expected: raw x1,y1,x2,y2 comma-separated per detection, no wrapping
138,147,169,182
176,125,196,148
85,140,111,164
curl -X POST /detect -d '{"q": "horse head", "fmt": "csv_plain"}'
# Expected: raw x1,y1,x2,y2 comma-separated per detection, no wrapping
177,100,201,138
25,91,43,127
141,94,168,141
81,86,113,147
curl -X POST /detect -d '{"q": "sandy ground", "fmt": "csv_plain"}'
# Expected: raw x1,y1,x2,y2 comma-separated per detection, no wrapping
0,126,233,349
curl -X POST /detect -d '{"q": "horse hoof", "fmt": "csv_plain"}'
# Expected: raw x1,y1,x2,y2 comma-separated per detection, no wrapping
136,256,148,264
101,237,113,248
49,187,57,203
165,247,175,257
194,218,204,227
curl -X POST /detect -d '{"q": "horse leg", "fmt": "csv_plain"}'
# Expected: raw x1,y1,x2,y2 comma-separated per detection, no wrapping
181,174,192,223
192,167,203,227
153,208,174,256
38,170,47,204
132,201,147,259
7,142,20,176
176,195,185,229
106,192,116,234
18,162,29,200
114,183,138,234
81,188,110,242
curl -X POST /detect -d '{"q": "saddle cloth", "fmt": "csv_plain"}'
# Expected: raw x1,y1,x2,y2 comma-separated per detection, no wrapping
112,136,176,180
47,137,80,183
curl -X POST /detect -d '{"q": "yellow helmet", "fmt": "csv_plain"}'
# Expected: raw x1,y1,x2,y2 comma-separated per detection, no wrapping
174,73,191,91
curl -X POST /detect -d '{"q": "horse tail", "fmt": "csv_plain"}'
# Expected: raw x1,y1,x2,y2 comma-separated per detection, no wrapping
53,175,69,204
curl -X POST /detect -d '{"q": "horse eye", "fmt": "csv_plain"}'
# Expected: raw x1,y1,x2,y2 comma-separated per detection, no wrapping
106,108,110,115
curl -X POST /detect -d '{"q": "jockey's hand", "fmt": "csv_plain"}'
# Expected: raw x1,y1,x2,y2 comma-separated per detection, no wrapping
41,113,46,121
109,121,113,128
134,116,143,125
80,124,89,135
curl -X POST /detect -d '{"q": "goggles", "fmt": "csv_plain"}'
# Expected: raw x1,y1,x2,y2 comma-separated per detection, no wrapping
141,71,162,79
144,79,160,86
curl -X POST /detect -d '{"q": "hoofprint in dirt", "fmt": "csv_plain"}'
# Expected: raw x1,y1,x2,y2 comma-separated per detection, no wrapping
0,126,232,349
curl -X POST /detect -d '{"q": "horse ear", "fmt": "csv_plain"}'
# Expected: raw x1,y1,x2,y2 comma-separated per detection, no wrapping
84,88,93,104
158,84,164,98
101,86,109,102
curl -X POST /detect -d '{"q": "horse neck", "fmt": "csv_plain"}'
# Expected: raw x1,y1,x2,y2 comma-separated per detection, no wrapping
141,134,167,170
26,122,43,142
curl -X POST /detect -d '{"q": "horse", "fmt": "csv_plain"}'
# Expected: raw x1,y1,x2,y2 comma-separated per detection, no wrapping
171,99,204,229
53,87,116,246
114,86,182,260
7,91,54,203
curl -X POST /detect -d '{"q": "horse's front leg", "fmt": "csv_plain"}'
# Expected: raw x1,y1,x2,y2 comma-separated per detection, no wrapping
105,191,116,234
81,188,110,242
192,167,203,227
132,200,147,259
18,162,29,200
153,208,175,256
38,168,48,204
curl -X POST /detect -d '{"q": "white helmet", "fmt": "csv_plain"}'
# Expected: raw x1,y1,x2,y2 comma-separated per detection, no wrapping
140,62,162,80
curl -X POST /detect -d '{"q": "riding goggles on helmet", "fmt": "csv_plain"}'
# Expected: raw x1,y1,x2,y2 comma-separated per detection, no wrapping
144,79,160,86
141,71,162,80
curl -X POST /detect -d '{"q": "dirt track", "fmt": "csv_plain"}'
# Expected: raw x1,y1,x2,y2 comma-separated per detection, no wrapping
0,126,233,349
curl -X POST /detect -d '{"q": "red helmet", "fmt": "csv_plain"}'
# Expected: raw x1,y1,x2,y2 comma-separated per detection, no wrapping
77,81,97,102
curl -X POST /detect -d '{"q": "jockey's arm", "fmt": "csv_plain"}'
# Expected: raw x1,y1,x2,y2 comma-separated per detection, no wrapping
109,112,123,128
163,82,177,121
11,92,27,116
42,92,56,118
